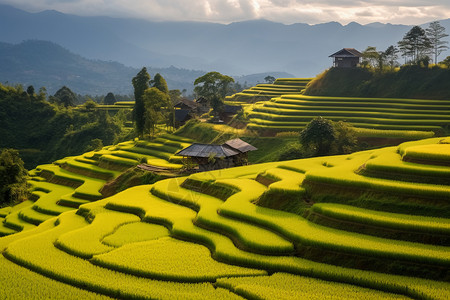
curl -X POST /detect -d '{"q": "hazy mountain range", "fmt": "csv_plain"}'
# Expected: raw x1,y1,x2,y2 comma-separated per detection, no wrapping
1,4,449,95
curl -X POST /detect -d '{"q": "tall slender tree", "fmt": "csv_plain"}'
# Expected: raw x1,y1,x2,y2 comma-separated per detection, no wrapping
426,21,449,64
142,87,170,136
398,26,431,64
132,67,150,138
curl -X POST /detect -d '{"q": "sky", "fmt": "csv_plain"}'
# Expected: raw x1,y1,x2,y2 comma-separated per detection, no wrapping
1,0,449,25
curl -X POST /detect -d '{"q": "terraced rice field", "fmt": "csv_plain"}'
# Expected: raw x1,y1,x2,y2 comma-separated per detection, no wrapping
226,78,312,103
0,134,192,238
0,137,449,299
247,94,450,137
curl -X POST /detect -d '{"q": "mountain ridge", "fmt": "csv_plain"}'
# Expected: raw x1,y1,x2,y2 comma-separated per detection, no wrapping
2,4,449,77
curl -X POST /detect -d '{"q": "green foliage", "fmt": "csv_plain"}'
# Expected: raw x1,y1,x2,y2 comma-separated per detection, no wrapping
300,117,337,156
142,87,170,136
0,149,28,206
194,71,235,118
304,67,450,100
398,25,431,64
83,99,98,111
150,73,169,95
132,67,151,138
51,86,77,107
102,92,116,105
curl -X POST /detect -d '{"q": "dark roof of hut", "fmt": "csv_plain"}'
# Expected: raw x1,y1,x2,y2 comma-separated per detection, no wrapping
223,105,242,114
329,48,362,58
174,98,199,109
176,138,257,158
224,138,257,153
174,109,191,122
176,143,240,158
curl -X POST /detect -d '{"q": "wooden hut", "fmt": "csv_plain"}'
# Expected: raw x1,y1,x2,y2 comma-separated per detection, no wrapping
176,138,257,172
220,105,242,123
329,48,362,68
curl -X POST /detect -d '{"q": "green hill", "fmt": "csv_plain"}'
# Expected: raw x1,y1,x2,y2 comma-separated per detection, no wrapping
304,66,450,100
0,137,449,299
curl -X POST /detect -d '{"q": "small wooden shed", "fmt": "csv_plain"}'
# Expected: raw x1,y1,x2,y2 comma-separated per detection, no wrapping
176,138,257,172
329,48,362,68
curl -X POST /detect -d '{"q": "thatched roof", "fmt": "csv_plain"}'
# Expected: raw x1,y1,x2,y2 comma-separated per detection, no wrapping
176,143,240,158
224,138,257,153
329,48,362,58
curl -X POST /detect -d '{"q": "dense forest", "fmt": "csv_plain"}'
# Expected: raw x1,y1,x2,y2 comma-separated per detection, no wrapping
0,84,132,169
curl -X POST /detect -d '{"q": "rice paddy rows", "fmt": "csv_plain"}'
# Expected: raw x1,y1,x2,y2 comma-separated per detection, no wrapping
0,134,192,237
1,137,449,298
247,94,450,135
226,78,312,103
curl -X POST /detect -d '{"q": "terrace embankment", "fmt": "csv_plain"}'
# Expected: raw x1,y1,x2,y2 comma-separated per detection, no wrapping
304,66,450,100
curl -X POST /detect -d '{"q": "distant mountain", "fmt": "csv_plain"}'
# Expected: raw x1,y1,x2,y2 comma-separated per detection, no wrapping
0,40,137,95
2,4,449,78
0,40,292,95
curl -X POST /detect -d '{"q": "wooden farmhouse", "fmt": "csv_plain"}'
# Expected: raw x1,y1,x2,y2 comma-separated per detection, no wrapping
329,48,362,68
176,138,257,172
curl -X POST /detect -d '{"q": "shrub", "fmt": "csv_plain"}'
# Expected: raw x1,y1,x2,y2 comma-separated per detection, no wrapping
300,117,337,156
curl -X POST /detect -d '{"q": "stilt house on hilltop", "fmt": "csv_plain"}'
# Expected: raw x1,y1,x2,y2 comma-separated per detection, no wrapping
329,48,362,68
176,138,257,172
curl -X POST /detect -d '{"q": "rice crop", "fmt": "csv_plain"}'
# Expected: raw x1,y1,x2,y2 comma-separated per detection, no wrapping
55,210,139,259
310,203,450,235
216,272,409,300
151,178,295,254
402,144,450,163
4,211,240,300
101,222,170,247
92,237,267,282
247,94,450,135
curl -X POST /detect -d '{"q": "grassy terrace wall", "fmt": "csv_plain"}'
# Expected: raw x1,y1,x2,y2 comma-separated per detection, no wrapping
0,137,449,299
247,94,449,137
0,134,191,238
226,78,313,103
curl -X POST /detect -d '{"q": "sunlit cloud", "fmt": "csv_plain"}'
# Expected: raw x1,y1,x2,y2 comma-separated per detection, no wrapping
0,0,448,25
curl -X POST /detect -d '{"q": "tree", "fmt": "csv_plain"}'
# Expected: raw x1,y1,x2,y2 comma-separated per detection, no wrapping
441,56,450,68
83,99,98,111
0,149,28,205
194,72,235,119
53,86,77,107
426,21,449,64
26,85,35,96
142,87,170,136
300,117,337,156
362,46,382,70
151,73,169,95
398,26,431,64
169,89,182,104
103,92,116,105
264,75,275,84
383,45,399,70
132,67,151,138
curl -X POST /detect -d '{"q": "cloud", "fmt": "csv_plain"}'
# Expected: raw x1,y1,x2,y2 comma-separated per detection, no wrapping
0,0,449,25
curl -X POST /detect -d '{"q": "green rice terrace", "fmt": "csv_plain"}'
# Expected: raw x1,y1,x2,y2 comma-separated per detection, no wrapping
0,136,449,299
225,78,313,103
246,94,450,138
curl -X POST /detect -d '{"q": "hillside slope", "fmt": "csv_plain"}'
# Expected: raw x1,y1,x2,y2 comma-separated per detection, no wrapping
0,137,449,299
304,67,450,100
